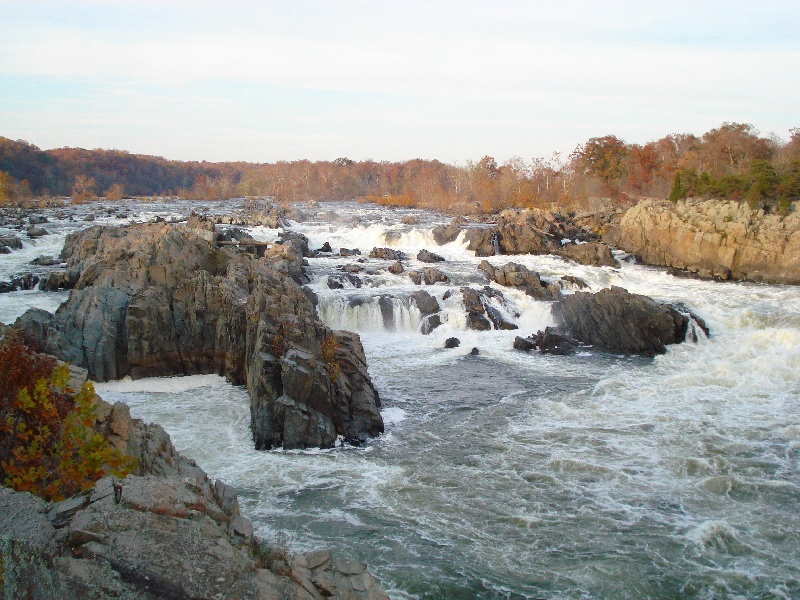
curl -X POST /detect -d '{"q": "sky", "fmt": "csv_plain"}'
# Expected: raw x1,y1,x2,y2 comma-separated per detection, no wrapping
0,0,798,164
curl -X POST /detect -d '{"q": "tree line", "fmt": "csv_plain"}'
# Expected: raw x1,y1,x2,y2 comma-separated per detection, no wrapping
1,123,798,213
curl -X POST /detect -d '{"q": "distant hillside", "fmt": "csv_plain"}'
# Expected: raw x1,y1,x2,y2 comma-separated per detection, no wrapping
1,123,798,214
0,137,246,197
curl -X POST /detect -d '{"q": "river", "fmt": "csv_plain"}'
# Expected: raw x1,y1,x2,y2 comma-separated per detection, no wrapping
1,199,798,599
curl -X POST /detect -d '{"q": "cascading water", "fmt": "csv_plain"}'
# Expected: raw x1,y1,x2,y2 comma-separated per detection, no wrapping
2,200,799,599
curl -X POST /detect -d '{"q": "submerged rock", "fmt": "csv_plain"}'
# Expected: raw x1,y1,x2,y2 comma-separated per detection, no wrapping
514,327,578,355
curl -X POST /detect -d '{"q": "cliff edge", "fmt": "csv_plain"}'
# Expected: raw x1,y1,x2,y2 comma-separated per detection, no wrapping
605,198,800,284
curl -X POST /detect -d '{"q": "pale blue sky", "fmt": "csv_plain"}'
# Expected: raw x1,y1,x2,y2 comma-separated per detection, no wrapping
1,1,798,163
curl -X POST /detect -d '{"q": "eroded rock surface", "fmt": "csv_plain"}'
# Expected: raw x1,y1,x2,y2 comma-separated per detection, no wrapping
556,286,692,355
15,221,383,450
606,198,800,283
0,395,389,600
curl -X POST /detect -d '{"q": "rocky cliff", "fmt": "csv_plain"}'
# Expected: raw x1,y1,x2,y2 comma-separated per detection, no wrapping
606,198,800,284
0,367,388,599
15,218,383,450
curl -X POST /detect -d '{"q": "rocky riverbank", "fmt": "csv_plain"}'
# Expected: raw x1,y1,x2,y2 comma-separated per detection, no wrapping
0,362,388,599
605,198,800,284
432,208,620,268
13,215,383,451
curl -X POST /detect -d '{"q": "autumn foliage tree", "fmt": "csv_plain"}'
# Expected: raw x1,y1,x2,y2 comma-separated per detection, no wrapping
0,332,134,501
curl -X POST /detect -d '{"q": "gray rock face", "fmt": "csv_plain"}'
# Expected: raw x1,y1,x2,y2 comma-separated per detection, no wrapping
15,223,383,450
557,286,691,355
460,287,518,331
0,416,389,600
369,247,405,261
559,242,620,268
422,267,449,285
0,233,23,250
432,216,468,245
479,260,562,301
514,327,577,355
411,290,440,315
463,209,618,266
417,248,446,263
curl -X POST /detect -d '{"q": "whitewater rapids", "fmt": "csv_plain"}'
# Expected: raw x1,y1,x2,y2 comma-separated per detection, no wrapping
2,200,798,599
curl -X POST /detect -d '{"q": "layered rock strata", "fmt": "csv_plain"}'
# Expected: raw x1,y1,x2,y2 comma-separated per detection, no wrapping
606,198,800,283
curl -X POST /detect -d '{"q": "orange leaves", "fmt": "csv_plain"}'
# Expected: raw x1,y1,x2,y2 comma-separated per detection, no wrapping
320,336,341,385
0,333,135,501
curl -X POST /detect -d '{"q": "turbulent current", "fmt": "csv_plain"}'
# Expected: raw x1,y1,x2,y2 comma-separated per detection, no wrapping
2,200,799,599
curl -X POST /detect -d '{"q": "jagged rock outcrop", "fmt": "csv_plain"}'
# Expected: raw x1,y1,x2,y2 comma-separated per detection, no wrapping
412,290,442,335
460,287,518,331
606,198,800,283
459,209,618,266
432,216,469,245
0,393,389,600
559,242,620,268
513,327,578,355
556,286,693,355
417,249,445,263
369,247,405,261
14,222,383,450
478,260,562,301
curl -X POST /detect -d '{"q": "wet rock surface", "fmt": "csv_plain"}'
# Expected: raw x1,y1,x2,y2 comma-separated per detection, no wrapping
556,286,693,355
479,260,562,301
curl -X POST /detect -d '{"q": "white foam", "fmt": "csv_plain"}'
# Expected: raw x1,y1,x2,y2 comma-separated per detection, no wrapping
381,407,408,427
95,373,226,393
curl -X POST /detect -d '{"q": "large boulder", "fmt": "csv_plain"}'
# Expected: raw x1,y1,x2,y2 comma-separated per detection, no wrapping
369,247,405,261
556,286,692,355
432,216,469,245
559,242,620,268
463,209,615,263
479,260,561,301
606,198,800,283
417,249,445,263
15,223,383,451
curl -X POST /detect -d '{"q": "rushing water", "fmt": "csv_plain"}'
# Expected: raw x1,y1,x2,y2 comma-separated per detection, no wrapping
2,200,799,599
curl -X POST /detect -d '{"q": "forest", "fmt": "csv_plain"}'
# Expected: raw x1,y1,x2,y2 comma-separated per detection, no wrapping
1,123,798,213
